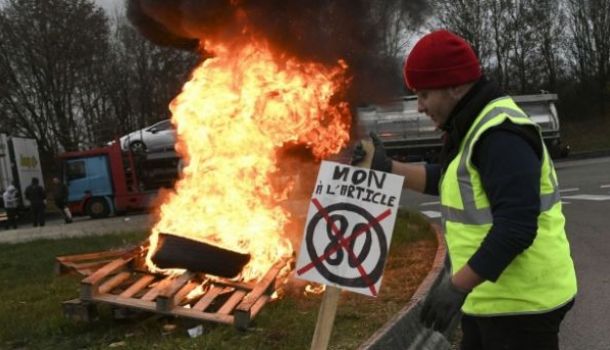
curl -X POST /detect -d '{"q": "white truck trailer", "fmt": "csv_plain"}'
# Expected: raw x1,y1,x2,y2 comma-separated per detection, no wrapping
356,93,570,162
0,134,44,209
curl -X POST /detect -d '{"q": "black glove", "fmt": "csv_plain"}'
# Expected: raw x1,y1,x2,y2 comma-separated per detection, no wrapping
350,132,393,173
420,274,469,333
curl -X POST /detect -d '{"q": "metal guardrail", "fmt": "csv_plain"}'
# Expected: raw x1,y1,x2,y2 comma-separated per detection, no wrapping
359,223,457,350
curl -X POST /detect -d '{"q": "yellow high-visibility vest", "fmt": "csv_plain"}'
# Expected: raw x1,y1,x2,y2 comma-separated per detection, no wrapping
440,96,577,315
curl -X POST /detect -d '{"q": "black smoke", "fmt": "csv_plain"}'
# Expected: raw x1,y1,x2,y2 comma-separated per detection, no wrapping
126,0,429,103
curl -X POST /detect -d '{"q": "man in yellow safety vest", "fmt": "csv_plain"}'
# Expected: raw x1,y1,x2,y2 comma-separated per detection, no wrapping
355,29,577,349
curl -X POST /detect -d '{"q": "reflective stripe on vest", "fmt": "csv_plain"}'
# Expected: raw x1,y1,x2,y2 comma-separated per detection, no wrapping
440,97,577,316
440,106,561,225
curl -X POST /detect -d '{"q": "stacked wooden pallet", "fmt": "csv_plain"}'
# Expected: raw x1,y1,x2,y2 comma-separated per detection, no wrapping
56,247,289,330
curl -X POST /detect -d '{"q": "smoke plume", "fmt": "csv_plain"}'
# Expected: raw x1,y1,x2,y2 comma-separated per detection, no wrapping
127,0,429,103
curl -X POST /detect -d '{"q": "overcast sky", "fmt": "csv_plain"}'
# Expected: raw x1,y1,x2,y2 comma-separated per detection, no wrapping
95,0,124,15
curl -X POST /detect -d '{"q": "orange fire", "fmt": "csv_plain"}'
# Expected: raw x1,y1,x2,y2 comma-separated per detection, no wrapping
145,38,351,281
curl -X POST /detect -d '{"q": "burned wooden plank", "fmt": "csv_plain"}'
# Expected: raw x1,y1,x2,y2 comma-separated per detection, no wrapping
151,233,250,278
173,281,200,306
192,286,226,312
156,272,194,312
233,259,287,329
235,259,285,314
235,294,272,330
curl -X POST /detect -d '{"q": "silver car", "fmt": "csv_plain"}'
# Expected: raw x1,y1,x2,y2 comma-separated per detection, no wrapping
120,119,176,153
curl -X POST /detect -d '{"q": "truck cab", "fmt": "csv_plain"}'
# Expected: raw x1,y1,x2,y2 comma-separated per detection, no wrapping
60,141,180,218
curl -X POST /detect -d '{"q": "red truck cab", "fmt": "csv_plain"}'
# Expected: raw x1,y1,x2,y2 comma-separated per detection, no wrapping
59,141,180,218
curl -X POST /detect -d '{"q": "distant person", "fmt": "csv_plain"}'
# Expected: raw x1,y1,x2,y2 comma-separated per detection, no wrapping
3,183,19,229
25,177,46,227
52,177,72,224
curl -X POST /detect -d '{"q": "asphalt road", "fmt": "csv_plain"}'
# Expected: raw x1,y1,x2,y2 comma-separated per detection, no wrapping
400,156,610,350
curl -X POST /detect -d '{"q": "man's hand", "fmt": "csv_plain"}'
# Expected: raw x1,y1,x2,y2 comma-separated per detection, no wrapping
420,274,470,333
351,133,393,173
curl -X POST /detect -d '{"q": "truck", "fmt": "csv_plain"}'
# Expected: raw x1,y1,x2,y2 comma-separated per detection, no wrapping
58,141,181,218
356,93,570,162
0,133,44,209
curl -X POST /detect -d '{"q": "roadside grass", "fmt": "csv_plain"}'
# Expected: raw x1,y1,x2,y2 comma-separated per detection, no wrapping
562,116,610,153
0,210,436,350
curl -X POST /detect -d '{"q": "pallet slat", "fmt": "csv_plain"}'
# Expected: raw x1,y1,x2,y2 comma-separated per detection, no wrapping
141,276,174,302
120,275,156,298
156,272,194,312
81,256,136,299
218,290,247,315
99,271,131,294
56,247,139,276
236,259,284,313
192,286,224,312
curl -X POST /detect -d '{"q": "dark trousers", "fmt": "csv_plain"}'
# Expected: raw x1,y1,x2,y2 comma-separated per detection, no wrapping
461,299,574,350
31,204,45,227
5,208,18,229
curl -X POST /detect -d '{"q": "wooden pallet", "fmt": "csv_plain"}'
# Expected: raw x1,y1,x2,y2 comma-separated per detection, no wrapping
55,246,144,276
58,248,288,330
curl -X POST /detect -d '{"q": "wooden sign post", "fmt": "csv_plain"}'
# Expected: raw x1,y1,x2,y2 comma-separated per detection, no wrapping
296,140,404,350
309,285,341,350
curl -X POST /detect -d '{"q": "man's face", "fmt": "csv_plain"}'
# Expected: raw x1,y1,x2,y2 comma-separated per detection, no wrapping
415,88,459,129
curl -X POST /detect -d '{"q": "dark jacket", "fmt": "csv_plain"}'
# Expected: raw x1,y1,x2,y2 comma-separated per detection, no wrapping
53,183,69,207
25,183,46,206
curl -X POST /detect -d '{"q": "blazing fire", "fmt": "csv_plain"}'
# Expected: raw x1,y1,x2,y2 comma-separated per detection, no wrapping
145,38,351,281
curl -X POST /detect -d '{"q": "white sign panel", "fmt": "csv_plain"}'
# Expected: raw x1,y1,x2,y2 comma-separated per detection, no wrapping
295,161,404,297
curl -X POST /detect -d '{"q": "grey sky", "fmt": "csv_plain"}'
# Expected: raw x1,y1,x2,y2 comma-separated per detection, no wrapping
95,0,124,15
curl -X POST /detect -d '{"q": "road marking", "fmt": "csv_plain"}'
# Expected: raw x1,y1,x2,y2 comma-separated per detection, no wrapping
559,188,579,193
561,201,571,205
420,201,440,207
561,194,610,201
601,184,610,189
421,211,441,218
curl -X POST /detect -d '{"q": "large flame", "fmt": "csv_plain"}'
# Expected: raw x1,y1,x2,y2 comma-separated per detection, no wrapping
145,38,351,281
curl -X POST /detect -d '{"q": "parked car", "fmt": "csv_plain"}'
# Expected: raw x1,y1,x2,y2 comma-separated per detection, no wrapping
356,93,570,162
120,119,176,153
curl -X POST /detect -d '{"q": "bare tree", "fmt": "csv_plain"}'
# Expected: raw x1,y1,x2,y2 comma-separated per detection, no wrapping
530,0,568,92
505,0,544,93
101,18,198,142
567,0,610,111
0,0,110,154
434,0,492,69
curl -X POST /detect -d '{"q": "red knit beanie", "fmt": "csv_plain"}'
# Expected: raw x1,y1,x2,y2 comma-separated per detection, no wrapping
403,30,481,90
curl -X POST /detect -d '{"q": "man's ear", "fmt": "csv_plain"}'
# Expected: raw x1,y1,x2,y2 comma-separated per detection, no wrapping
449,82,474,100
